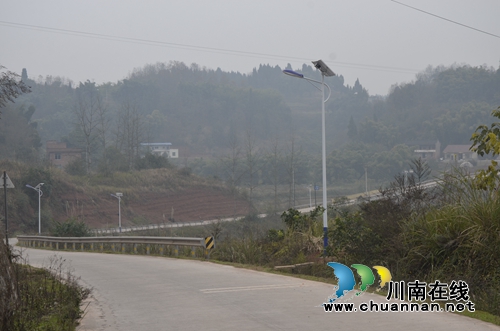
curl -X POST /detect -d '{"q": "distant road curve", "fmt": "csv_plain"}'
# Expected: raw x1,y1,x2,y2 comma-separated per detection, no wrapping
95,179,441,233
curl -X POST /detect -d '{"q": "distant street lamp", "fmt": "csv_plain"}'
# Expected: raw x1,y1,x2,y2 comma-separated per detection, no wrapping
26,183,44,234
283,59,335,257
308,184,312,207
111,193,123,233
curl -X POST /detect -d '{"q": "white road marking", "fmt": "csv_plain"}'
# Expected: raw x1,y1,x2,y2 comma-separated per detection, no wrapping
200,283,308,294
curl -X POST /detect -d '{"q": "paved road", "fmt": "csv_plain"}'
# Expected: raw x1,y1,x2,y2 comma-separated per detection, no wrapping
15,243,500,331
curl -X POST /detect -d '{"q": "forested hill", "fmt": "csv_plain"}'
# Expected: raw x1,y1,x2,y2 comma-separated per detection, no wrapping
379,65,500,149
2,62,500,182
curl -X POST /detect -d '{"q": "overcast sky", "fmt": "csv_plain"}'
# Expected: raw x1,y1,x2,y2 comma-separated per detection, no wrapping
1,0,499,95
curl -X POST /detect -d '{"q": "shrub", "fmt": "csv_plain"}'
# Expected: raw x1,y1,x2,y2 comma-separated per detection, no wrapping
51,217,92,237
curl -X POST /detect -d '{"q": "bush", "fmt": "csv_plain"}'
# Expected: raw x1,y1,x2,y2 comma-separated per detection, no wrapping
136,152,171,170
51,217,92,237
402,172,500,315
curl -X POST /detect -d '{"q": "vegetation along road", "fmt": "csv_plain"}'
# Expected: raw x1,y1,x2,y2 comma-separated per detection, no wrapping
20,242,500,331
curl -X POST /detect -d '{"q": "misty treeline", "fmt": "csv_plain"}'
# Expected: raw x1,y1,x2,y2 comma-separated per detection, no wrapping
2,61,500,184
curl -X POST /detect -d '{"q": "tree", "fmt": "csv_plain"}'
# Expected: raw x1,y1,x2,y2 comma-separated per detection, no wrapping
219,131,247,216
73,81,101,174
0,104,41,162
115,102,143,170
0,65,30,116
285,132,301,208
95,94,111,175
243,129,260,207
0,65,28,328
265,137,283,212
470,106,500,190
409,157,431,183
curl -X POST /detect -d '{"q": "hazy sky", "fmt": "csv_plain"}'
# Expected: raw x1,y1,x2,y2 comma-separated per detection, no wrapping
1,0,499,95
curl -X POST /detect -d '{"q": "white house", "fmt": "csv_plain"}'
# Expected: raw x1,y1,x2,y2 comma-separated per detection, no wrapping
140,143,179,158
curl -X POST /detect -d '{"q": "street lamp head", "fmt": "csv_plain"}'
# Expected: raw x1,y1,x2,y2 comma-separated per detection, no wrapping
116,192,123,197
312,60,336,77
282,69,304,79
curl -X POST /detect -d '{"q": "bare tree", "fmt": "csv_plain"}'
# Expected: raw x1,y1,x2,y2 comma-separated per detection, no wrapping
409,157,431,184
220,132,246,189
285,131,301,208
115,101,143,170
244,129,261,207
220,132,248,216
96,94,111,175
74,81,100,174
266,137,283,212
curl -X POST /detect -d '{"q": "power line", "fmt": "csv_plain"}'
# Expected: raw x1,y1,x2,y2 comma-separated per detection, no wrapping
0,20,419,74
391,0,500,39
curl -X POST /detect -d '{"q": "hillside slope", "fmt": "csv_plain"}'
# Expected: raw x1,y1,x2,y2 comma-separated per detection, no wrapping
0,161,251,234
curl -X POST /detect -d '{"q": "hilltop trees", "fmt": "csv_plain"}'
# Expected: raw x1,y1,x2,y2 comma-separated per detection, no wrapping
0,65,30,113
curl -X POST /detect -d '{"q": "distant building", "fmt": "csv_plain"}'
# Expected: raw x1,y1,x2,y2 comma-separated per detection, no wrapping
405,140,441,160
140,143,179,158
442,145,477,161
46,141,83,168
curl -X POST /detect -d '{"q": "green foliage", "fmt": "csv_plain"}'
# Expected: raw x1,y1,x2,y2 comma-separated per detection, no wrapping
10,256,90,330
470,106,500,190
51,217,92,237
0,104,41,163
280,206,324,233
0,65,31,111
135,152,171,170
402,173,500,315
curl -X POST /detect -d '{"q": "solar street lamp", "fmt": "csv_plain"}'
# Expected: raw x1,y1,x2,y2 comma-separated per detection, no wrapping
111,193,123,233
283,60,335,256
26,183,44,234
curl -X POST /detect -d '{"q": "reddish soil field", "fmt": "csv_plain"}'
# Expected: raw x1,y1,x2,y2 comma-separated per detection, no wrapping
54,188,251,230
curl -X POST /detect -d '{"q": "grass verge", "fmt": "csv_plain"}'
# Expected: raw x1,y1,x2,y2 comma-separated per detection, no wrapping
11,254,91,331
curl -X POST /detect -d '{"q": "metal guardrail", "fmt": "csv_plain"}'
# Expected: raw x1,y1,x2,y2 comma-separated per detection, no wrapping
18,235,204,246
17,235,206,257
94,217,246,235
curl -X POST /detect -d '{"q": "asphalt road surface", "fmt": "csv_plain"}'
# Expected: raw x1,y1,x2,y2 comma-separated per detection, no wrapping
15,243,500,331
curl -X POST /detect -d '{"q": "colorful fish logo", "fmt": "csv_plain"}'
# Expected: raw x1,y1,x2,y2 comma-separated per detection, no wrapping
326,262,392,302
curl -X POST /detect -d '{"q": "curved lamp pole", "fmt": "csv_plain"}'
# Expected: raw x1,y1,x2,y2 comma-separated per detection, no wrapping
283,59,335,257
111,193,123,233
26,183,44,234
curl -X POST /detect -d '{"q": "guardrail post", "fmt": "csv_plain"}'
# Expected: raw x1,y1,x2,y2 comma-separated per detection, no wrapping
81,243,84,251
56,242,59,250
174,245,179,257
73,243,75,250
121,243,125,253
191,246,195,257
64,243,67,250
159,245,164,255
91,243,94,251
100,243,103,252
133,244,137,254
146,244,150,255
112,244,115,252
